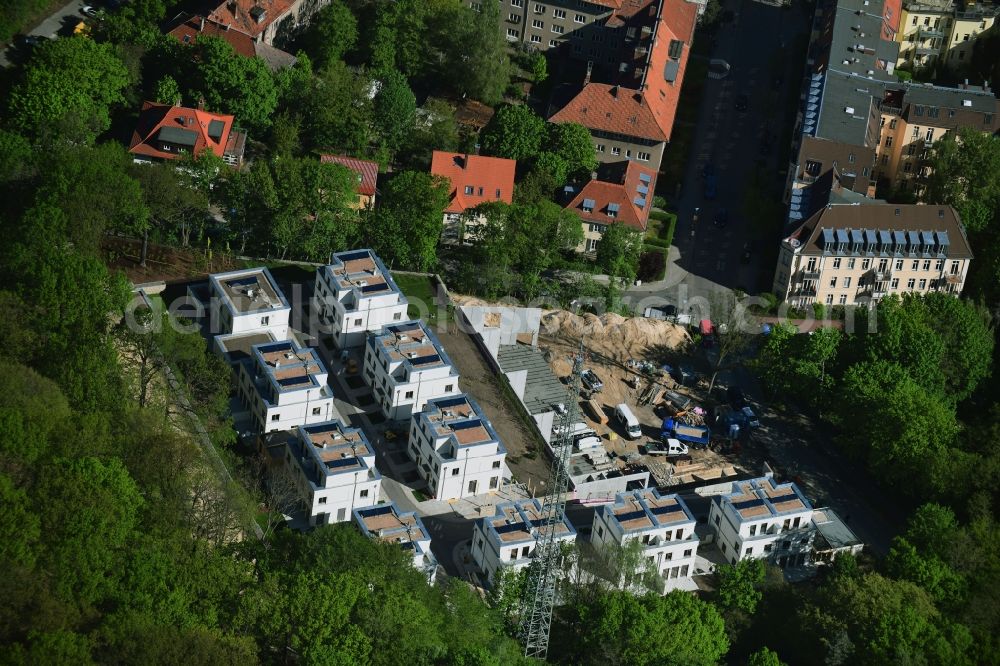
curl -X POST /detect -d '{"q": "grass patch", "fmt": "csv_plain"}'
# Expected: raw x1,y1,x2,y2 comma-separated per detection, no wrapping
393,273,453,326
640,244,668,281
411,488,430,502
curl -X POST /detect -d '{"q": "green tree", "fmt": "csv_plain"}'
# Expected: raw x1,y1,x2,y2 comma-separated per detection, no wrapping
747,647,786,666
132,160,209,252
154,75,182,104
545,122,598,177
372,68,417,155
439,0,510,104
717,559,766,614
366,171,450,271
192,36,278,131
399,98,460,169
302,60,373,152
926,129,1000,233
533,151,570,185
480,104,546,160
303,0,358,67
595,222,643,280
8,36,132,142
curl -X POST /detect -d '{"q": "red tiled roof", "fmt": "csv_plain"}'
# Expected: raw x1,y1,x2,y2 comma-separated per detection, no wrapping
564,160,657,231
128,101,237,161
167,13,256,57
320,155,379,196
588,0,624,7
430,151,516,214
550,0,699,144
207,0,295,39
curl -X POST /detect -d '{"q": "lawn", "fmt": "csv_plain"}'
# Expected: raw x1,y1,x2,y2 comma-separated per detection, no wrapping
393,272,452,327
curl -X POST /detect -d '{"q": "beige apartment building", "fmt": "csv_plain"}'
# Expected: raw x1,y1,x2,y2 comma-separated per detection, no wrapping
895,1,998,70
774,204,972,308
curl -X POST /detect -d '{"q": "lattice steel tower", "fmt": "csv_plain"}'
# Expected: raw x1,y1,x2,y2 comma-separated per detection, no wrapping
518,344,584,659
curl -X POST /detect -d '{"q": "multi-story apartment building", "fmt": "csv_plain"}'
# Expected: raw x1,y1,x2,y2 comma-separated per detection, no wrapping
196,267,290,338
206,0,330,47
773,203,972,308
363,321,461,421
785,0,999,216
167,13,297,71
430,151,516,244
895,0,998,70
563,159,657,253
408,394,507,500
592,489,699,591
313,249,408,350
354,502,439,583
236,339,337,433
318,155,379,209
471,498,576,586
275,421,381,526
708,476,815,568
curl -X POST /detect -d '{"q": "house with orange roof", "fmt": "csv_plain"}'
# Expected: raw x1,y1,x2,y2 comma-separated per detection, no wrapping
166,13,296,71
563,159,657,253
430,151,516,244
128,101,246,166
206,0,329,47
319,155,379,209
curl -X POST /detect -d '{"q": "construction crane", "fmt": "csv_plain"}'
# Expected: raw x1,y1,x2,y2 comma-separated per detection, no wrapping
518,342,584,660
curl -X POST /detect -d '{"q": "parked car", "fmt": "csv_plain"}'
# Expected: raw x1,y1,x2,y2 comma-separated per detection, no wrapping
20,35,48,46
727,386,748,409
581,369,603,392
643,304,677,320
81,4,99,16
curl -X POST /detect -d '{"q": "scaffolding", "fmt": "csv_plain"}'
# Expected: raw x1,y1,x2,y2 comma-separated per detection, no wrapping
517,345,583,660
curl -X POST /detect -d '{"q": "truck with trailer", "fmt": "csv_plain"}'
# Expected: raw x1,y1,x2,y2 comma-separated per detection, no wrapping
661,417,710,447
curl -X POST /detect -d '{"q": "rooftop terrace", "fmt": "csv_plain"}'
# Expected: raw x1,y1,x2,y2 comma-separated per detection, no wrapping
372,321,452,371
355,503,428,545
289,421,375,484
325,249,404,299
252,340,326,393
485,499,574,544
211,267,288,315
607,489,694,532
720,477,812,521
420,395,502,452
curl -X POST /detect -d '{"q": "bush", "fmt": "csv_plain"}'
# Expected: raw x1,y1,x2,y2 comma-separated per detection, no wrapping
652,195,667,209
650,211,678,248
644,236,670,249
638,247,666,282
897,69,913,82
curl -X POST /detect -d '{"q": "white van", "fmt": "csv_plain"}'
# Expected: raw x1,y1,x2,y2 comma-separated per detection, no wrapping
615,403,643,439
648,438,689,457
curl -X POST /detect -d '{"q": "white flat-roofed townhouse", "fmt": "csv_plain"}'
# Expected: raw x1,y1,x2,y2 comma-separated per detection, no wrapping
201,267,290,339
314,249,409,349
280,421,382,527
408,394,507,501
708,476,815,568
364,321,461,421
354,502,438,583
237,339,336,433
471,498,576,586
592,489,699,591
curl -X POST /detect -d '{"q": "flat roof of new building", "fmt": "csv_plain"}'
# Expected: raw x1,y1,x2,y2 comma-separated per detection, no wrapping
483,499,574,545
288,421,376,484
324,248,405,300
605,488,695,532
419,394,504,453
355,502,429,545
252,340,327,393
813,507,863,550
718,476,812,521
216,331,276,363
496,343,567,415
210,267,289,315
371,321,454,372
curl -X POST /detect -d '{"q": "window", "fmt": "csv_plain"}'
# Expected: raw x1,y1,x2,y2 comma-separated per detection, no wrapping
714,515,721,526
749,524,757,536
826,294,834,305
922,260,931,271
489,476,498,489
552,24,564,33
839,294,847,305
895,259,903,270
553,8,565,17
848,153,855,164
637,151,651,161
506,28,519,37
359,489,369,498
511,0,522,6
393,312,402,321
495,188,501,198
451,468,460,476
935,259,944,271
464,185,474,195
312,407,321,416
885,136,893,147
354,317,363,326
405,390,414,399
890,118,897,129
611,146,621,156
271,414,280,421
950,261,960,275
904,162,912,173
862,259,871,270
574,13,585,22
509,12,519,21
745,547,753,555
805,160,822,176
848,258,856,269
595,143,605,153
907,278,916,289
477,187,483,196
530,34,541,43
597,525,603,537
319,496,327,504
492,460,502,469
829,278,837,288
843,277,851,288
261,315,270,326
891,278,899,289
912,260,919,270
468,480,478,494
445,384,454,392
684,549,692,557
532,18,543,28
919,279,927,289
832,258,841,269
925,128,934,141
676,529,684,539
793,517,801,528
534,2,544,12
337,508,346,521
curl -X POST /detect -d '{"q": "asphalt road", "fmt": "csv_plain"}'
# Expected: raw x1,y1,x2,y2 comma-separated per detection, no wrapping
1,0,86,67
627,0,811,312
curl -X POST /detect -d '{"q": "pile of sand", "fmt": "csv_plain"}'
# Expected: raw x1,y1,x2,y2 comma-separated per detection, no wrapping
539,310,689,362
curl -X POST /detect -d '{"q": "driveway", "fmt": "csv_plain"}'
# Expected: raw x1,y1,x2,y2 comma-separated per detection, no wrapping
626,0,812,313
1,0,86,67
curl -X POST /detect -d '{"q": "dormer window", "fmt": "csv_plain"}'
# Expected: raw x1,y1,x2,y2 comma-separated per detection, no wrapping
607,203,620,218
582,198,595,213
464,185,474,195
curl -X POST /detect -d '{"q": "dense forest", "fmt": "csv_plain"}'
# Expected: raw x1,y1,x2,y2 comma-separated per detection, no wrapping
1,0,1000,663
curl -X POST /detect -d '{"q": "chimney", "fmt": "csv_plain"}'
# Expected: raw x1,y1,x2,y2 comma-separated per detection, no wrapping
199,16,205,31
611,85,618,97
197,96,206,111
584,60,593,86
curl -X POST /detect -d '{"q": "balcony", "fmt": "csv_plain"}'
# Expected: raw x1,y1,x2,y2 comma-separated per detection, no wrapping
794,285,817,297
801,270,821,280
917,27,945,40
872,269,892,281
914,46,939,56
